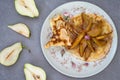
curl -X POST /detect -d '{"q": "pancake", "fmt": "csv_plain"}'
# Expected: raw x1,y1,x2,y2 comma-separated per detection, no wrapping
45,14,72,48
45,13,113,62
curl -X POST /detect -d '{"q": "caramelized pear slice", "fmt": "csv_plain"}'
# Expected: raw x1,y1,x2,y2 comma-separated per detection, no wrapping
86,17,93,31
81,13,89,29
84,47,91,61
99,40,107,46
92,38,102,46
0,42,22,66
79,39,87,57
92,38,107,46
96,31,112,40
24,63,46,80
87,21,102,37
71,32,85,49
86,40,94,52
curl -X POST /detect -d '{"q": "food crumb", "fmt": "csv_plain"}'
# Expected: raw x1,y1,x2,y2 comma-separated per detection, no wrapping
61,49,65,57
71,61,76,68
83,63,89,67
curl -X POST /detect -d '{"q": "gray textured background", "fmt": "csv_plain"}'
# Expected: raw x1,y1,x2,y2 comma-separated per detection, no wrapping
0,0,120,80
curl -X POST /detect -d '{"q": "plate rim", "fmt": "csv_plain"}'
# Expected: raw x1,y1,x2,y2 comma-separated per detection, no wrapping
40,1,118,78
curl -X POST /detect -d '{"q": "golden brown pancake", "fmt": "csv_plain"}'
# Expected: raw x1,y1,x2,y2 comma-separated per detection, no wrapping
45,13,113,62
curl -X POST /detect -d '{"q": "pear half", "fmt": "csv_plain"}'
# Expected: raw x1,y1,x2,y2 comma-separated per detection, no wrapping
24,63,46,80
15,0,39,17
8,23,30,38
0,42,22,66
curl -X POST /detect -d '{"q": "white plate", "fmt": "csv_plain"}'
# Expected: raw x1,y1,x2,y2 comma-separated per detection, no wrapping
40,1,118,78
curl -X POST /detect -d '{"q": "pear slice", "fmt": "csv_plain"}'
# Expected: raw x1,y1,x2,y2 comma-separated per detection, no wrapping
8,23,30,38
24,63,46,80
15,0,39,17
71,32,85,49
0,42,22,66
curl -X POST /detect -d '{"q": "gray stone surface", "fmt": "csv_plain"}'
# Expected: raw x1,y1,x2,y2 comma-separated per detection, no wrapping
0,0,120,80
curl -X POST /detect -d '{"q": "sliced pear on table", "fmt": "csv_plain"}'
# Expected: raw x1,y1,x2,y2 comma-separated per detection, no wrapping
15,0,39,17
0,42,22,66
24,63,46,80
8,23,30,38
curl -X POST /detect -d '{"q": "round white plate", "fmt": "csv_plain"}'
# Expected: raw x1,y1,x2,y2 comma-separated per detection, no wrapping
41,1,117,78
